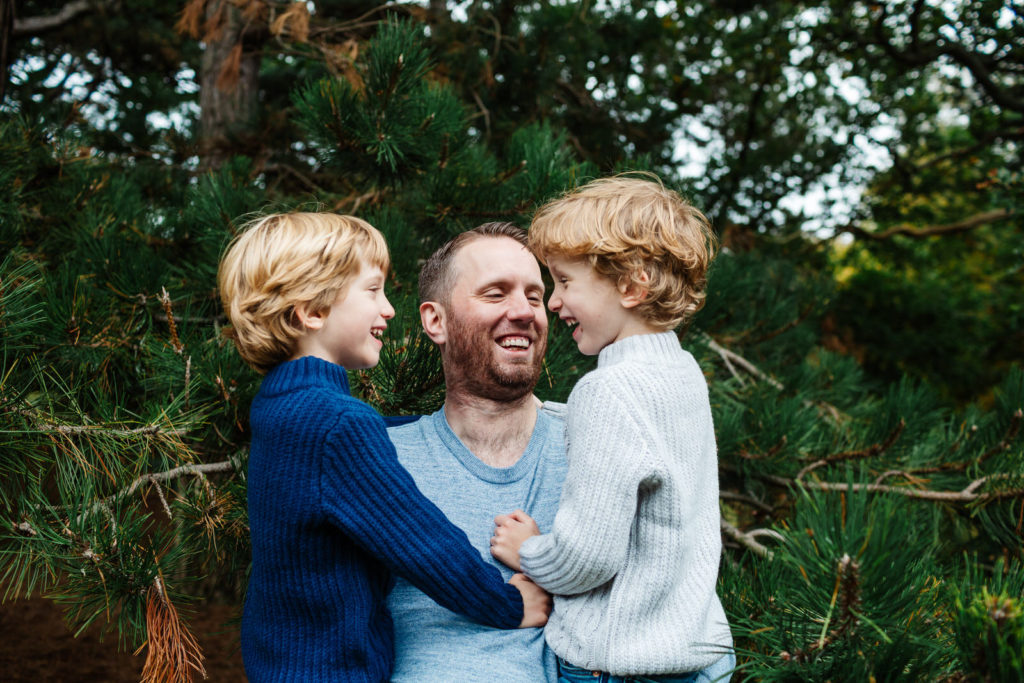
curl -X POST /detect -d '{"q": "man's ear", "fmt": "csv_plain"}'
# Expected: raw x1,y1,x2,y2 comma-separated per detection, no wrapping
293,302,327,331
619,271,650,310
419,301,447,344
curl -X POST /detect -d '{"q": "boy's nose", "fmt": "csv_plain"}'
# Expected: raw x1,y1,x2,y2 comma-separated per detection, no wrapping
547,294,561,312
381,295,396,319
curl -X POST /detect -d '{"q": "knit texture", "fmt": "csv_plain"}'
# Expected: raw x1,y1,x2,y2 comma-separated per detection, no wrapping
519,332,733,675
241,356,523,683
386,407,568,682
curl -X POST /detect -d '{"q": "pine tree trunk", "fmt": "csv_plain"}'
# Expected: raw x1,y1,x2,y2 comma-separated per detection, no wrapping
198,1,260,170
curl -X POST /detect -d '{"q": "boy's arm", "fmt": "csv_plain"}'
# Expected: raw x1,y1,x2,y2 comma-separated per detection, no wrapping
515,379,650,596
320,405,545,629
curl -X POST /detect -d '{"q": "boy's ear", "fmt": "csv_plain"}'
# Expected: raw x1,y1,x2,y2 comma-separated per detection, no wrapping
419,301,447,344
619,271,650,310
293,302,327,331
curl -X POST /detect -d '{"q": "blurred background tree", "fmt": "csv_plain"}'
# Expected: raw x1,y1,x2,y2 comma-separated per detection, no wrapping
1,1,1021,681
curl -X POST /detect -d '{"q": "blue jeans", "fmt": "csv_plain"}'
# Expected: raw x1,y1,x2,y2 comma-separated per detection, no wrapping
557,652,735,683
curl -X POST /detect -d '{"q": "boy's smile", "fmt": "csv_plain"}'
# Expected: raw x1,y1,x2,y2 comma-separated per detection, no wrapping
294,263,395,369
546,257,655,356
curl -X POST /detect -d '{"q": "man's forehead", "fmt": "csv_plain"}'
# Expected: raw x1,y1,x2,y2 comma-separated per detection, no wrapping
453,237,542,285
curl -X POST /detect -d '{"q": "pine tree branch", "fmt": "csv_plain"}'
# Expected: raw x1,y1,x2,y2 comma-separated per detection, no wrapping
78,461,238,525
739,436,788,461
910,409,1022,475
762,472,1024,503
698,332,783,390
719,490,775,514
795,420,906,479
838,208,1014,241
721,519,775,559
118,461,236,501
12,0,119,37
780,553,861,663
11,405,192,438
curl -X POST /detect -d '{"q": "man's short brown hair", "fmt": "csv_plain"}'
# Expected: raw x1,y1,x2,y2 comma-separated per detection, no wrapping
418,222,528,306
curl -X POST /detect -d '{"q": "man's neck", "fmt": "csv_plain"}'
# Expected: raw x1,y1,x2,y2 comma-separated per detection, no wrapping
443,391,539,468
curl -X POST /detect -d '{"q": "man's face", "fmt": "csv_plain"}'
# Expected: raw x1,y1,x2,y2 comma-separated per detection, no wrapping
441,237,548,402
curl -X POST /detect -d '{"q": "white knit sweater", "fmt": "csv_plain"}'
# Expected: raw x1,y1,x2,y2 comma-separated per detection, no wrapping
519,332,732,675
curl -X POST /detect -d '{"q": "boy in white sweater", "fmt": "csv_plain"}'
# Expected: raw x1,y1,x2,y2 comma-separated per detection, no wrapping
490,175,734,682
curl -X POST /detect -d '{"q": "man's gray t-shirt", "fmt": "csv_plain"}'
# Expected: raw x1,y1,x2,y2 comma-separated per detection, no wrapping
386,407,568,682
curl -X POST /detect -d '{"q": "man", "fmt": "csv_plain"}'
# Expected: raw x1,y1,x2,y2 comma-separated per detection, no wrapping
386,222,568,682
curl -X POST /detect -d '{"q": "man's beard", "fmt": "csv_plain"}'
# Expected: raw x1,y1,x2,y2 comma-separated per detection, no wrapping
442,311,546,403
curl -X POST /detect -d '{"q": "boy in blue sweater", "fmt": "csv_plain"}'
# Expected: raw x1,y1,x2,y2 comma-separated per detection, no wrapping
217,212,550,683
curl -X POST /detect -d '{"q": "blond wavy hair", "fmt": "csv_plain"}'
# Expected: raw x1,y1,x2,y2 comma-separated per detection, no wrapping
528,174,716,331
217,212,390,374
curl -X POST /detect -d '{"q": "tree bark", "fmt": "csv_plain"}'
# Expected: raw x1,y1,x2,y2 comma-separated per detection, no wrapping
198,1,261,170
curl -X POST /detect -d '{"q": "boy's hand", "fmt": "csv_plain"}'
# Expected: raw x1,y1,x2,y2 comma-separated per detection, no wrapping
490,509,540,571
510,573,550,628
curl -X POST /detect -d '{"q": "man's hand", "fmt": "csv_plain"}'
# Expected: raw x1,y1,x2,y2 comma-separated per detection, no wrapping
510,573,550,628
490,509,541,571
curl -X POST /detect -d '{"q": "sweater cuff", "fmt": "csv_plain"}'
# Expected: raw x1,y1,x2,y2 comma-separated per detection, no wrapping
519,533,575,595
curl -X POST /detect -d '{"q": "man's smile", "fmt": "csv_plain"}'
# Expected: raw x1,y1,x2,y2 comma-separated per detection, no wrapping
497,335,532,350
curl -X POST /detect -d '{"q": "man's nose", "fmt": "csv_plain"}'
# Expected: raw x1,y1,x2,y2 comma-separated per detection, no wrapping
506,291,535,321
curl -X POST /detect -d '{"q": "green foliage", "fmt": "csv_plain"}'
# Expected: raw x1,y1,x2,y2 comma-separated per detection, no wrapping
727,489,949,680
293,19,466,184
951,558,1024,680
1,3,1022,680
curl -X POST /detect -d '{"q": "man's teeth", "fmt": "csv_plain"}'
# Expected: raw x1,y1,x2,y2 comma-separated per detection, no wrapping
499,337,529,348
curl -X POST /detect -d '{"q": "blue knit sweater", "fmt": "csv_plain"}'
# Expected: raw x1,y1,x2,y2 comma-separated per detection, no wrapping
241,356,523,682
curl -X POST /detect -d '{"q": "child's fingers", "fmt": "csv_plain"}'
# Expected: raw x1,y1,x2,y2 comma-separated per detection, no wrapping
494,513,513,526
510,509,534,524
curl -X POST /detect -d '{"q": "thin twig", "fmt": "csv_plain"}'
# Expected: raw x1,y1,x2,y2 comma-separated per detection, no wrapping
761,471,1024,502
75,461,238,525
12,404,192,438
721,519,774,559
740,436,788,461
159,287,184,354
151,476,173,519
719,490,775,514
699,333,784,390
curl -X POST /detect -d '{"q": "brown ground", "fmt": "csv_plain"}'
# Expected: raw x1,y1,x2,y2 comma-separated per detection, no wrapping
0,596,246,682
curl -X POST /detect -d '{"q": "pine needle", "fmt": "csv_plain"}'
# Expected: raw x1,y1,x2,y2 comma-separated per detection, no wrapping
270,2,310,43
140,577,207,683
175,0,207,39
216,44,243,92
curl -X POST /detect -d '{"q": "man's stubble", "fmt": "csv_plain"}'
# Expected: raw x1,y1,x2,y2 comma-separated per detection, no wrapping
441,309,547,404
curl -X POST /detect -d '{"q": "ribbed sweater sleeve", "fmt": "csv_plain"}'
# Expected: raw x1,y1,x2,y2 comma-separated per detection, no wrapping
518,378,650,595
516,332,732,675
241,356,524,682
320,403,523,629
